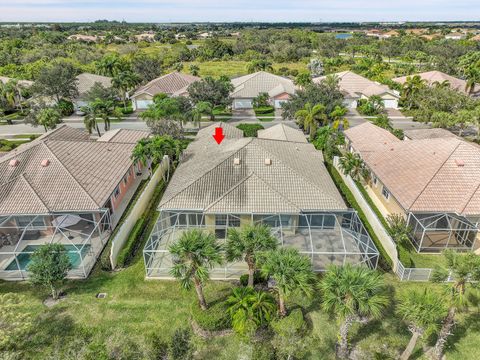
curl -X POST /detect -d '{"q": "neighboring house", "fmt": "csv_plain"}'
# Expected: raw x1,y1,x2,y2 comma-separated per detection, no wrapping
230,71,296,110
393,70,480,97
0,125,150,280
379,30,399,39
131,72,200,110
74,73,113,111
445,32,466,40
143,122,379,279
134,33,156,42
0,76,34,88
471,34,480,42
67,34,99,42
344,122,480,253
313,71,400,109
257,123,308,143
403,128,458,141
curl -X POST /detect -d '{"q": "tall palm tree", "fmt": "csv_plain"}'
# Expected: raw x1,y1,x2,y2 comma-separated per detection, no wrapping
430,250,480,360
320,264,388,359
226,224,278,288
402,75,426,110
339,152,367,182
260,248,316,317
464,67,480,95
112,71,140,110
226,287,276,337
96,53,127,77
294,102,327,138
82,105,102,137
330,105,349,131
398,290,446,360
169,229,223,310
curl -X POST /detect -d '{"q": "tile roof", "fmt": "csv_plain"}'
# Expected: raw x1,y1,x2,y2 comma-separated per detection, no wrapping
345,123,480,215
313,71,398,99
257,123,308,143
97,128,150,143
231,71,296,99
160,123,346,213
0,76,34,87
0,126,145,215
393,71,480,96
404,128,458,140
76,73,112,96
132,72,200,98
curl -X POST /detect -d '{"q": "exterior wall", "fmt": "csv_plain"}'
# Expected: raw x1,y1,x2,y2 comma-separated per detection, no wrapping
109,163,143,214
366,178,407,218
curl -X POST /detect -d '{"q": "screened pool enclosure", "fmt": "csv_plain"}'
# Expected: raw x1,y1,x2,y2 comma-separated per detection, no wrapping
408,212,479,253
0,211,111,280
144,211,380,279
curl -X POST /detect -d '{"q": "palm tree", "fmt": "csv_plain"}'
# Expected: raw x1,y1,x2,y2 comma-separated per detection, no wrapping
82,105,102,137
320,264,388,359
330,105,349,131
430,250,480,360
402,75,426,110
397,290,446,360
226,224,278,288
260,248,316,317
294,102,327,138
112,71,140,110
189,64,200,76
246,59,273,73
226,287,276,337
96,53,127,77
464,67,480,95
432,80,451,90
372,114,392,130
339,152,367,182
169,229,223,310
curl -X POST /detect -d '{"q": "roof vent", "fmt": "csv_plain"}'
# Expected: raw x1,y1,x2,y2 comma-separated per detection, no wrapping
41,159,50,167
9,159,19,167
455,159,465,167
265,158,272,166
233,158,241,165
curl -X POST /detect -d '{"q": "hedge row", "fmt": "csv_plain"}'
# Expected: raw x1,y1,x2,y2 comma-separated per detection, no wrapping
254,106,275,115
326,162,393,271
116,217,145,267
236,123,264,137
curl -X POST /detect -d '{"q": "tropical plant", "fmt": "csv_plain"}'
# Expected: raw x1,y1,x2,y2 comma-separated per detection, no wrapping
430,250,480,360
259,248,316,316
169,229,223,310
195,101,214,121
246,59,273,73
96,53,129,77
252,92,270,108
294,72,312,87
357,95,385,116
37,107,62,132
464,66,480,95
397,289,446,360
401,75,427,110
226,224,278,287
320,264,388,359
32,62,79,103
28,243,72,300
386,214,412,248
112,71,140,110
271,308,308,359
295,102,327,138
189,64,200,76
82,98,121,135
187,76,233,108
308,58,324,77
339,152,367,182
330,105,349,130
372,113,392,130
226,287,276,337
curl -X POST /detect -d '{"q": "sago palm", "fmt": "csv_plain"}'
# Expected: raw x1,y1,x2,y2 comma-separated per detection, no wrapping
260,248,316,317
169,229,223,310
226,224,278,288
320,264,388,359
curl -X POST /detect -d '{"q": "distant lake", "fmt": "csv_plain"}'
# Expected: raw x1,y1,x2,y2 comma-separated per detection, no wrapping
335,33,353,39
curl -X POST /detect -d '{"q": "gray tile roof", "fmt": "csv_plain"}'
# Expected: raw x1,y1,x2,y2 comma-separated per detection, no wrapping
404,128,458,140
231,71,296,99
160,123,346,213
0,126,144,215
132,72,200,98
97,129,150,143
76,73,112,97
257,124,308,143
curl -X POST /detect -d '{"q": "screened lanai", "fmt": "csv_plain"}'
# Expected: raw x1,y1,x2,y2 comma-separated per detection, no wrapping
408,212,478,253
144,211,380,279
0,211,111,280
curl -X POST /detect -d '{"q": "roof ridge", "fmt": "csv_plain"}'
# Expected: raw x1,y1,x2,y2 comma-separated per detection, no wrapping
19,174,50,212
460,181,480,214
409,141,462,211
42,141,100,207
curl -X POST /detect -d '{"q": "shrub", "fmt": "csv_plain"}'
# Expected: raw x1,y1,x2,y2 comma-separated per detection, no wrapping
252,342,276,360
271,309,308,359
254,106,275,115
168,328,193,360
116,217,145,267
120,106,134,115
252,92,270,108
239,271,266,287
56,99,74,116
236,123,264,137
190,300,231,331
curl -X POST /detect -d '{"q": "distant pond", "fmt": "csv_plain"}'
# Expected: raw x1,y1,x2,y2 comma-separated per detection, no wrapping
335,33,353,39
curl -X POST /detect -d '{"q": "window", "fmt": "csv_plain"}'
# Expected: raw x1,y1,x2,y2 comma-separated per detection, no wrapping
381,186,390,200
372,175,378,186
215,215,227,226
228,215,241,227
16,216,45,228
113,186,120,199
123,173,129,185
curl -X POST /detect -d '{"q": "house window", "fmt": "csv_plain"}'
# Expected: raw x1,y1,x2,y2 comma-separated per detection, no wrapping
381,186,390,200
215,215,227,226
123,173,129,185
113,186,120,199
16,216,45,228
372,175,378,186
228,215,241,228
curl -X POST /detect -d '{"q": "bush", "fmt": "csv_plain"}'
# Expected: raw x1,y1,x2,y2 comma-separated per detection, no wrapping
120,106,134,115
116,217,145,267
254,106,275,115
271,308,306,336
56,99,74,116
168,328,193,360
236,123,264,137
239,271,266,287
190,300,231,331
271,309,308,359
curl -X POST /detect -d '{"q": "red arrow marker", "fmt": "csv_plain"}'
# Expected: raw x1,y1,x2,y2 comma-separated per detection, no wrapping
213,127,225,144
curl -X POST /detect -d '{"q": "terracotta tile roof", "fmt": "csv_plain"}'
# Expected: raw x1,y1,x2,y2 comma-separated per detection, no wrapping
257,124,308,143
132,72,200,98
0,126,143,215
345,123,480,215
160,123,346,213
231,71,296,99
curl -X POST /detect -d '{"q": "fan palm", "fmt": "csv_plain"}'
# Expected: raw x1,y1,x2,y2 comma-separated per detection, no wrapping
464,67,480,95
339,152,367,182
226,224,278,287
169,229,223,310
397,289,446,360
294,102,327,138
260,248,316,317
320,264,388,359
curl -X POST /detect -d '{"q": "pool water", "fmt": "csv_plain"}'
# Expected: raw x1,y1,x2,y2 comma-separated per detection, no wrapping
335,33,353,39
5,244,91,271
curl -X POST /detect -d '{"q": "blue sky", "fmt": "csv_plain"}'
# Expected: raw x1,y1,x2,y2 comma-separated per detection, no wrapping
0,1,478,22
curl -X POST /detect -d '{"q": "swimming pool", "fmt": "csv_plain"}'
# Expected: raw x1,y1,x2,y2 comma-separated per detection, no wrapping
5,244,91,271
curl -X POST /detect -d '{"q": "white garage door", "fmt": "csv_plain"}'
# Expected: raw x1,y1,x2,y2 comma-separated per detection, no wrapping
135,100,154,110
343,99,357,108
383,99,398,109
274,100,287,109
234,99,253,109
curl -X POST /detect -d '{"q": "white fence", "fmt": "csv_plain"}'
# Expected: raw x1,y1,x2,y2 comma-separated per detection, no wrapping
109,156,170,269
333,157,437,281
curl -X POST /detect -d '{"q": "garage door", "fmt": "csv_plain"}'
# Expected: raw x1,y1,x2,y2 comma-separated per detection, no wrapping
135,100,154,110
234,100,253,109
383,99,398,109
343,99,357,108
274,100,287,109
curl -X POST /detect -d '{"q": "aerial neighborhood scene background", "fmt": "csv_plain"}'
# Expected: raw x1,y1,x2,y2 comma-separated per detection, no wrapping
1,1,480,359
